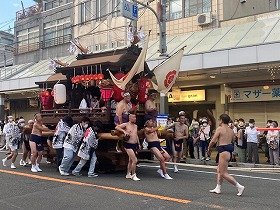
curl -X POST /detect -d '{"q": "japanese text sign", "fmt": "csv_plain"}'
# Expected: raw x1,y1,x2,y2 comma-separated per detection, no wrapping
230,85,280,102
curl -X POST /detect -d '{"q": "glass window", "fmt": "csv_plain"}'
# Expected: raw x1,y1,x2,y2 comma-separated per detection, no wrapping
169,0,183,20
100,0,108,20
185,0,211,18
112,0,120,17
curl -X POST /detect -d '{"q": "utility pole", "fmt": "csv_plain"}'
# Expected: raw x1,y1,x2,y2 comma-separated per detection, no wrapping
133,0,168,114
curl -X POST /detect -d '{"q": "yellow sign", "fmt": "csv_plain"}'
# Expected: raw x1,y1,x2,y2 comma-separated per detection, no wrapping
168,90,205,102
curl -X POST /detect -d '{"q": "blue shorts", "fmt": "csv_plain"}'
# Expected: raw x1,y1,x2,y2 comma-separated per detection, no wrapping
30,134,44,152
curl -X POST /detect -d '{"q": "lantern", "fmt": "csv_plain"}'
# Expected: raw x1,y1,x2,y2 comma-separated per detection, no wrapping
85,74,91,81
112,72,125,102
93,74,98,80
53,84,66,104
80,75,86,82
40,89,54,110
138,77,150,104
101,88,114,102
89,74,95,80
97,73,104,80
75,75,81,83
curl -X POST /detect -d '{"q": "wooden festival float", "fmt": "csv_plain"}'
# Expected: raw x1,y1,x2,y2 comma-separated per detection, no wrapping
36,35,184,172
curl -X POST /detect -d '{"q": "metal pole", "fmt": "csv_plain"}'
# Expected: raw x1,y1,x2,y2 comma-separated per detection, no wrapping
132,0,137,32
160,0,167,56
134,0,168,114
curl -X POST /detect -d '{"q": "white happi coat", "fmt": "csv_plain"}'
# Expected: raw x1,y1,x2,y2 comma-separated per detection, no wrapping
77,127,98,160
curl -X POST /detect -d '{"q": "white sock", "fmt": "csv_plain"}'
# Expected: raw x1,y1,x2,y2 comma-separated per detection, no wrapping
216,184,221,190
235,182,242,188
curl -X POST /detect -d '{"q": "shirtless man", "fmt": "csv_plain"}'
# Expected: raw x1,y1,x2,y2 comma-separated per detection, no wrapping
116,113,141,181
114,92,132,125
20,119,34,166
145,90,158,121
144,119,172,180
207,114,245,196
30,113,53,173
166,115,189,173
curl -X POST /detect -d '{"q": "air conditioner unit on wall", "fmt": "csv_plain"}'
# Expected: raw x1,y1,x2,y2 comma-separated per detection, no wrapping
240,0,246,3
197,12,213,26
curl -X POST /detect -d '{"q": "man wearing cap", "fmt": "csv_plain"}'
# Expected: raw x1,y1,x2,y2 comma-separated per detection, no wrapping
114,92,132,125
145,90,158,122
245,119,260,164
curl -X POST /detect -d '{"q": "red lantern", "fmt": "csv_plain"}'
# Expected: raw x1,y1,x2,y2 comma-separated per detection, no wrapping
89,74,95,80
138,77,150,104
40,90,54,110
93,74,98,80
85,74,91,81
101,88,113,102
97,73,104,80
75,75,81,83
112,72,125,102
80,75,86,82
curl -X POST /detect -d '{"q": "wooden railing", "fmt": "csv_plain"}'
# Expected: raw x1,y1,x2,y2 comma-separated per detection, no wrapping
41,108,111,125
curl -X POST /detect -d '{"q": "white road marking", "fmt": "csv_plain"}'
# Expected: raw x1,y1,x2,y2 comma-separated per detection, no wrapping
139,164,280,182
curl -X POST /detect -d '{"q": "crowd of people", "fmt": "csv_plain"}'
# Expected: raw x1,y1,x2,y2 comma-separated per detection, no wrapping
0,90,277,197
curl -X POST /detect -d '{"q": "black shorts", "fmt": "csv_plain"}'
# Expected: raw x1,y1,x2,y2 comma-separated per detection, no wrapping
147,141,164,153
123,142,139,153
217,144,234,160
30,134,44,152
173,139,183,152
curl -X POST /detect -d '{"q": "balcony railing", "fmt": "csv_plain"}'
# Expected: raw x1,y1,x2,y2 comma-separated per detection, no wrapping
14,34,72,54
16,5,42,21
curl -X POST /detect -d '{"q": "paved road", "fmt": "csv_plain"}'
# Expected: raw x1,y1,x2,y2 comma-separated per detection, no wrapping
0,152,280,210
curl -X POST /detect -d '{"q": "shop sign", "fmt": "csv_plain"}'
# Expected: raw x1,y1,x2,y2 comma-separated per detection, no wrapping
168,90,205,102
230,85,280,102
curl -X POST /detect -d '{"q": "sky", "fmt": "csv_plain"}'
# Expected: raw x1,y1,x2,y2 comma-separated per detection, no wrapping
0,0,35,33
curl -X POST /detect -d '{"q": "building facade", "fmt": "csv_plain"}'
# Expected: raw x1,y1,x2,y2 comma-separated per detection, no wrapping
0,31,14,67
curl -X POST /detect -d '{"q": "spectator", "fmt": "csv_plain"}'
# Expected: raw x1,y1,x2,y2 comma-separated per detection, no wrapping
90,95,100,109
191,121,200,159
229,120,237,162
59,117,91,176
236,118,247,163
199,118,211,161
245,119,260,164
266,121,279,166
263,120,273,163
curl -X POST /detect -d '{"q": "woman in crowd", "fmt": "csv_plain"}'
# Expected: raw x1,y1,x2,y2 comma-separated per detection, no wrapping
266,121,279,166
